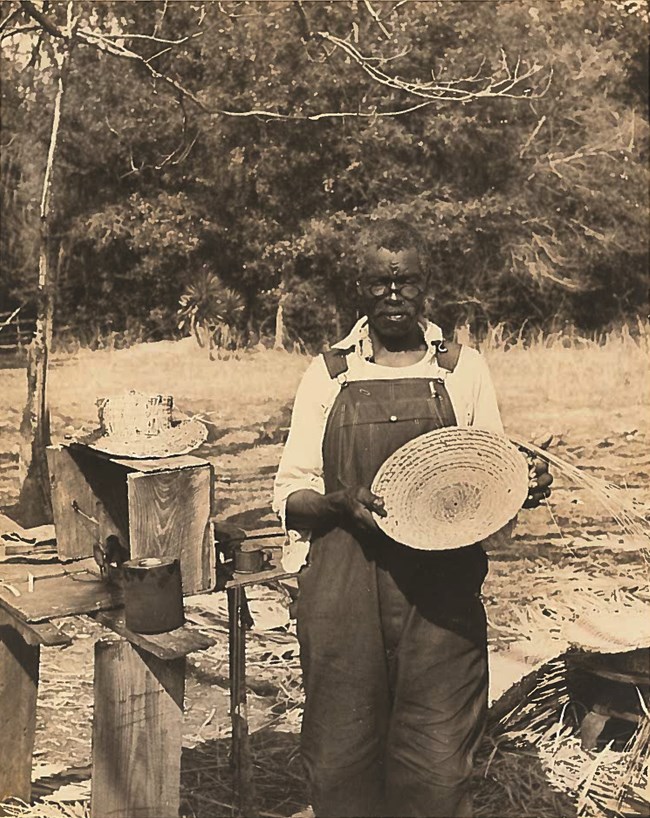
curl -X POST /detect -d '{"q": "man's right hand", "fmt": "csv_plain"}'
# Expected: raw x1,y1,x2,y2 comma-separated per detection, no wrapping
285,487,386,532
334,487,387,532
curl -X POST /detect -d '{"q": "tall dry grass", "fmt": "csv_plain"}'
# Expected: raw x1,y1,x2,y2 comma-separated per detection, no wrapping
480,319,650,437
2,320,647,440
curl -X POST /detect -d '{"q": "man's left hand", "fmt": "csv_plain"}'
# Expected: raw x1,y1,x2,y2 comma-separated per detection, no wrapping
523,455,553,508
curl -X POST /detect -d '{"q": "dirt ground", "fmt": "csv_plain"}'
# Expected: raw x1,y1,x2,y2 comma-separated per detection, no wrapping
1,339,648,817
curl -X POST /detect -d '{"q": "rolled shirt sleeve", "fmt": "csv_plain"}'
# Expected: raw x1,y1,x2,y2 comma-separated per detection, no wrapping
272,357,338,571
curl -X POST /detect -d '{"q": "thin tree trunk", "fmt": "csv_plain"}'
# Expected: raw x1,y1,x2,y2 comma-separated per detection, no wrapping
334,304,342,339
274,280,287,351
14,47,70,526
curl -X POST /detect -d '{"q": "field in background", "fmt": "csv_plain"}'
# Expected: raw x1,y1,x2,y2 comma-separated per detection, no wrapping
0,322,648,818
482,321,650,438
3,321,648,448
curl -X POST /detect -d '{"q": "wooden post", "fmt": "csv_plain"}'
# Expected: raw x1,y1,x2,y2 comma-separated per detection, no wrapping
228,586,257,817
91,638,185,818
0,625,40,802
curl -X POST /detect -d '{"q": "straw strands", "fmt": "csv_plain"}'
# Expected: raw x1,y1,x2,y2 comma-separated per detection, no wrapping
487,657,650,818
0,800,88,818
510,434,650,549
536,723,650,818
507,586,650,655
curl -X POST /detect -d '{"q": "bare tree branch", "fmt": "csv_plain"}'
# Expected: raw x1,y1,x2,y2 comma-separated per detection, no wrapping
77,26,417,120
569,219,607,242
0,5,22,33
145,45,173,64
19,0,66,39
152,0,168,38
362,0,391,39
14,5,552,122
293,0,311,42
104,115,120,138
96,30,203,46
519,115,547,158
318,31,552,102
0,24,40,41
155,131,200,169
77,27,211,108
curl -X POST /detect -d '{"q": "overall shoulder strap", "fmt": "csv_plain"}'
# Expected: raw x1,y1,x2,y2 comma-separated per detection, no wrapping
322,347,352,380
436,340,462,373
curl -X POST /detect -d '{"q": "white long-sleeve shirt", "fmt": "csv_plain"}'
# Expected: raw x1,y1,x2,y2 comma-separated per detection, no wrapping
273,317,504,571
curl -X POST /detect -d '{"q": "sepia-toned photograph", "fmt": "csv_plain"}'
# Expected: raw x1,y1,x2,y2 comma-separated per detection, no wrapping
0,1,648,817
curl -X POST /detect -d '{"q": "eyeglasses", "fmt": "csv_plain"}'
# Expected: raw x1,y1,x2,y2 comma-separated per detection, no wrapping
363,281,423,300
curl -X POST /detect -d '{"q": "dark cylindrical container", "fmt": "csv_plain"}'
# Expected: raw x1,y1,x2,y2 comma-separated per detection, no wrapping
234,545,272,574
122,557,185,634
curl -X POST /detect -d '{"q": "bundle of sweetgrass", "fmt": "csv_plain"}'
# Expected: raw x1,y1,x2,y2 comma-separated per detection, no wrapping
510,435,650,548
488,657,650,818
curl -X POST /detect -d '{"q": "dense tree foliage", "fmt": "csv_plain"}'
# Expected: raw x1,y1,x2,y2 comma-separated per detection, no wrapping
1,0,648,349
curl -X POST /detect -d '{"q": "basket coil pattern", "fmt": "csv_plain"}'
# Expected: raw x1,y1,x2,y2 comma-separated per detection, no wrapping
371,427,529,550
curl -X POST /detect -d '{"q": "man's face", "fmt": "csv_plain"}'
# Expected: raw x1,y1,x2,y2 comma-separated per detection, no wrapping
357,246,427,339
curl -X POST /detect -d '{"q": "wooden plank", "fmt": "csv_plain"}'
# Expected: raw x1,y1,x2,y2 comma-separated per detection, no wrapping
0,608,71,647
113,454,209,473
128,463,214,595
0,625,40,802
0,556,97,582
91,638,185,818
0,513,30,539
95,609,215,660
4,542,56,556
0,570,122,623
239,526,284,540
2,524,56,546
47,445,130,562
1,536,59,562
70,444,206,474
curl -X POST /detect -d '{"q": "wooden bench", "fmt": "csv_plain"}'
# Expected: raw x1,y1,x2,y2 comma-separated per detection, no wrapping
0,562,215,818
0,521,297,818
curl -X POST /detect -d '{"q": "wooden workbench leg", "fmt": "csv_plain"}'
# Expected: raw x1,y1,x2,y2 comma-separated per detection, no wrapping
91,638,185,818
228,587,257,817
0,625,40,803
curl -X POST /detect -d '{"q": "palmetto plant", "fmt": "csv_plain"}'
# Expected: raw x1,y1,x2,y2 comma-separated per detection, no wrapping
178,270,245,358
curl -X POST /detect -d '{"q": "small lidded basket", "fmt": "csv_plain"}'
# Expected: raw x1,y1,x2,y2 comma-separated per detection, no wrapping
85,391,207,459
96,392,174,438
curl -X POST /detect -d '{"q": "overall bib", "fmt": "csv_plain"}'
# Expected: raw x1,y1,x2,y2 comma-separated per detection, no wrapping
296,361,489,818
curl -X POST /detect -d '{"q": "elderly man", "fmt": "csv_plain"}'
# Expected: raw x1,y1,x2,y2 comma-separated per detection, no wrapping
273,219,551,818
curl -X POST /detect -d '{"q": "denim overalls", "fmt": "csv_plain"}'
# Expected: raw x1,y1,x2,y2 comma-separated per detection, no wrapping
296,350,489,818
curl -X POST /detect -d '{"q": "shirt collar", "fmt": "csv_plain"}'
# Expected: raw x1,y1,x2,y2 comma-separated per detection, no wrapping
332,316,444,361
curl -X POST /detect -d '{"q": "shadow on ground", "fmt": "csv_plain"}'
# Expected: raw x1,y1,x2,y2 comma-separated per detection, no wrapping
180,729,308,818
